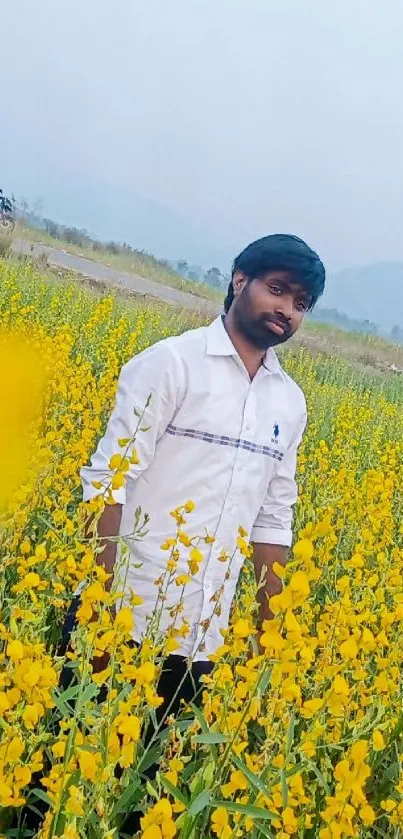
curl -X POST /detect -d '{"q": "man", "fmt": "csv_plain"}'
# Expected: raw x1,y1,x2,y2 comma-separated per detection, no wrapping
80,233,325,715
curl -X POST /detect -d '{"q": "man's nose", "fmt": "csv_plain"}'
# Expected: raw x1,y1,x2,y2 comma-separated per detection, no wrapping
274,295,293,320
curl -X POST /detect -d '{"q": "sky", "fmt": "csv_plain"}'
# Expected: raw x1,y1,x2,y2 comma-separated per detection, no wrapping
2,0,403,273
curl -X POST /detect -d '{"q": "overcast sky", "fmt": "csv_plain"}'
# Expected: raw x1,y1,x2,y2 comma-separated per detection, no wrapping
2,0,403,271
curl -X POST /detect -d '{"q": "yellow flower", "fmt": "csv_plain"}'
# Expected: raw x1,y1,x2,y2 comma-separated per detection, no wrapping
142,826,162,839
78,749,101,781
221,769,248,797
351,740,369,764
288,570,310,605
359,804,375,826
65,785,85,817
141,798,176,839
129,590,144,607
7,736,25,761
293,538,314,562
114,606,134,633
381,799,397,812
300,698,323,718
117,714,141,742
111,471,125,490
339,636,358,660
175,574,191,586
188,546,203,575
282,806,298,832
14,765,31,786
134,661,156,685
108,454,129,471
22,702,44,728
6,640,24,661
211,807,231,839
372,729,386,751
232,618,253,638
260,622,285,652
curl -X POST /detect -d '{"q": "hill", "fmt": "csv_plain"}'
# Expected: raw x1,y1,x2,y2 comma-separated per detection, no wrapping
323,262,403,332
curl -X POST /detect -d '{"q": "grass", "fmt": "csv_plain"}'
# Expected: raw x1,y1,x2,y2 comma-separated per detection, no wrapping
302,318,403,371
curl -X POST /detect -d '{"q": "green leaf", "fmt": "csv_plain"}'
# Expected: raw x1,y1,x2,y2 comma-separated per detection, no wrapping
212,800,277,821
303,758,330,794
286,712,295,755
388,713,403,745
231,754,270,799
256,666,272,696
56,683,81,702
280,768,288,807
29,788,53,807
254,823,274,838
188,789,212,816
138,745,162,774
160,775,189,807
52,682,82,715
190,702,209,733
76,681,99,708
111,776,142,819
193,732,229,745
202,759,216,786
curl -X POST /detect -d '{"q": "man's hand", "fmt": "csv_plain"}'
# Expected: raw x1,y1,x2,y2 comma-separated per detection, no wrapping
92,503,123,592
252,543,288,627
86,504,122,673
92,650,111,674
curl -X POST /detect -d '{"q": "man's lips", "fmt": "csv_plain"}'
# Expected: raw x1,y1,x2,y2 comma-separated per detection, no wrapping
265,318,289,336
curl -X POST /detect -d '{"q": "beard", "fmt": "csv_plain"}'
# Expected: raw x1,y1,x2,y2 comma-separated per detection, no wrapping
232,302,293,349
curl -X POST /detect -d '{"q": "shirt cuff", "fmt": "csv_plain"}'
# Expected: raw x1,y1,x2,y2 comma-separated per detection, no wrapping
250,526,292,547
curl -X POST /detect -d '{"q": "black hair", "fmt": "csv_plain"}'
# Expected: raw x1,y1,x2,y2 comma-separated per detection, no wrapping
223,233,326,313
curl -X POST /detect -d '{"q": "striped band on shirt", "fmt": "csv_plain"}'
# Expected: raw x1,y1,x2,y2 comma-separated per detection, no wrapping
166,423,284,461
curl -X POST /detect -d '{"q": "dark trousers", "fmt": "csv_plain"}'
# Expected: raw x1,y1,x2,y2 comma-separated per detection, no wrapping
59,597,214,713
21,599,213,836
61,597,214,834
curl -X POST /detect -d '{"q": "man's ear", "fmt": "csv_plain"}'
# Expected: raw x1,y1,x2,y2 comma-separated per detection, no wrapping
232,270,249,298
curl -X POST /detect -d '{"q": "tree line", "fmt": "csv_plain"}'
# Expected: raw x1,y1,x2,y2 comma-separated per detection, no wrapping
309,305,403,345
10,197,403,344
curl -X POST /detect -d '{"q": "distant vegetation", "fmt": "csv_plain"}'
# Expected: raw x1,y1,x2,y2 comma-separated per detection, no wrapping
175,259,227,289
10,195,403,345
14,199,224,302
309,306,403,345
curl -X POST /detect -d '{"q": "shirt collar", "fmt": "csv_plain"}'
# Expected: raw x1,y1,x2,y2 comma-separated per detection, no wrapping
206,316,285,378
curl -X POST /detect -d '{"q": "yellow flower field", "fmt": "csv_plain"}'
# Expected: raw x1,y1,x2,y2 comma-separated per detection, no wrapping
1,259,403,839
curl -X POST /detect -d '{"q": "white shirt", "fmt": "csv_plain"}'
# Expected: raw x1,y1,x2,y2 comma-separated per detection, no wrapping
81,316,307,659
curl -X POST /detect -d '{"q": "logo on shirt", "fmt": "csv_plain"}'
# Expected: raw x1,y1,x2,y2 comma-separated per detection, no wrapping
271,422,280,446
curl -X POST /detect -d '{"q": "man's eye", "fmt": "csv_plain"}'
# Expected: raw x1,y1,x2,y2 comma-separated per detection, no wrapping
296,300,309,312
269,285,282,295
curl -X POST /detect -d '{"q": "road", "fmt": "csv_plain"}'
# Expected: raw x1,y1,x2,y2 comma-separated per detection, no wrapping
12,238,221,316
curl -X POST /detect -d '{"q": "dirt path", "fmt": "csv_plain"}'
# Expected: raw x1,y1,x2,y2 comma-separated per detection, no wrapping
12,238,220,316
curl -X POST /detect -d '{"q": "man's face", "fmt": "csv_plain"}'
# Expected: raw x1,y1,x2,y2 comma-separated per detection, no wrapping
231,270,312,349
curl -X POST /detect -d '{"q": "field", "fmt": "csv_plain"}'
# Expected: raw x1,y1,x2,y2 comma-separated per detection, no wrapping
1,258,403,839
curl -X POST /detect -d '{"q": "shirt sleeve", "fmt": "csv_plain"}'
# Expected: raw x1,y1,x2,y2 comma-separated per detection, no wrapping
80,343,184,504
251,409,307,547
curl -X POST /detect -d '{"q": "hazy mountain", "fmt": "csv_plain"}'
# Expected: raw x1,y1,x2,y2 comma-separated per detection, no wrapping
13,172,229,269
323,263,403,331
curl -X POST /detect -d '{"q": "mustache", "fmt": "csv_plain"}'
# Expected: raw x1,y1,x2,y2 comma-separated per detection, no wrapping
263,314,292,333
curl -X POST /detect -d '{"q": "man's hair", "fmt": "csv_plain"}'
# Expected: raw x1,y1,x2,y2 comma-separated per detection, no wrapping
224,234,326,313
